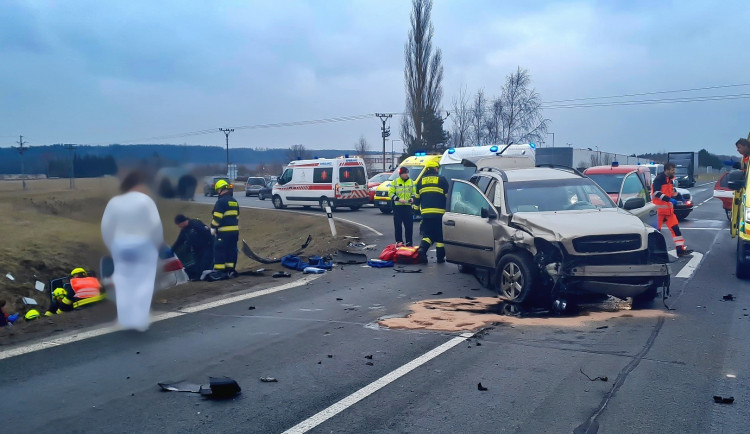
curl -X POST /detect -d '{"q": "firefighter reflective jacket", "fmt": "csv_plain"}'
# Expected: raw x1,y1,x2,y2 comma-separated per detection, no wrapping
388,177,415,206
211,193,240,233
414,172,449,217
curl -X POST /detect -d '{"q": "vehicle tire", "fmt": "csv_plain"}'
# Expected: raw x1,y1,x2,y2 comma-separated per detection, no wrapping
349,205,362,211
258,192,265,200
458,264,475,274
379,207,392,214
495,252,537,303
676,212,688,221
272,195,285,209
737,238,750,279
245,191,250,197
319,197,336,211
632,284,659,307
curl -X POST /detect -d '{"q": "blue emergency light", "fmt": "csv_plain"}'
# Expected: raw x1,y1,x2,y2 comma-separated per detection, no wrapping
529,143,536,149
415,152,427,156
612,161,619,167
448,148,456,154
344,154,349,158
490,145,498,152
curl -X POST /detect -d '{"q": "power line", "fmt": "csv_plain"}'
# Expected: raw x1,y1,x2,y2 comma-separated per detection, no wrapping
542,92,750,109
543,82,750,104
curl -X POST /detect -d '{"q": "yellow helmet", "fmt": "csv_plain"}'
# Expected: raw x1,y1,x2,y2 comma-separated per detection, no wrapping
53,287,67,298
70,267,87,277
425,160,439,169
215,179,229,191
25,309,40,321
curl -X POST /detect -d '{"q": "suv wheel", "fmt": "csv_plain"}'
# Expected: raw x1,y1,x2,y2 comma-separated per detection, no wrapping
272,195,285,209
495,252,537,303
258,192,265,200
319,197,336,211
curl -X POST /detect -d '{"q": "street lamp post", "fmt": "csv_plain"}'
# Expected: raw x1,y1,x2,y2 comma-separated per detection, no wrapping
547,132,555,148
219,128,234,176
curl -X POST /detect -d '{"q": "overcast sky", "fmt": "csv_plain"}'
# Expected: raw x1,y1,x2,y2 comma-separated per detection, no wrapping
2,0,749,155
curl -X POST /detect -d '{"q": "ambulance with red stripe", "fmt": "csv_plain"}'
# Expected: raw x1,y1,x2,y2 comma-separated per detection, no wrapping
272,157,369,211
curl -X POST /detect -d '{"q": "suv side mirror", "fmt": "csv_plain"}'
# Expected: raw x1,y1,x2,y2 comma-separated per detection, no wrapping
727,169,745,191
481,207,498,219
623,197,646,210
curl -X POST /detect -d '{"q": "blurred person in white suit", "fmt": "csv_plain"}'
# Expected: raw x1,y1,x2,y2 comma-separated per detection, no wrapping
101,170,164,331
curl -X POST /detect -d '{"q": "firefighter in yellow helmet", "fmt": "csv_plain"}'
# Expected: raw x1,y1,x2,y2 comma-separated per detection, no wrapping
413,160,449,264
207,179,240,281
45,287,76,316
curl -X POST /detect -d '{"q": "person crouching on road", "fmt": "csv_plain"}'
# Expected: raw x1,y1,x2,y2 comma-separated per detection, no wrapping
388,167,416,246
414,160,449,264
652,163,693,257
172,214,213,281
207,180,240,281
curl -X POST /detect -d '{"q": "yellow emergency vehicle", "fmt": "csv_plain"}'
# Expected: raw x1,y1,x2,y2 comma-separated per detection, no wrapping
729,168,750,278
373,153,441,214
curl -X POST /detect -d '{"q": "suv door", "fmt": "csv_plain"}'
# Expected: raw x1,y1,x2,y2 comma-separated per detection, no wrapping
443,180,497,268
620,171,657,227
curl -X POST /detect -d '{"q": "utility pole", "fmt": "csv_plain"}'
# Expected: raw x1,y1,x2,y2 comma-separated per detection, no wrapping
375,113,392,172
219,128,234,176
65,143,75,189
14,135,27,190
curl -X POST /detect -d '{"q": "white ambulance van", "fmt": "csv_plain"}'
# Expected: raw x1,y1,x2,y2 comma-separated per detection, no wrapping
439,144,536,181
272,157,369,211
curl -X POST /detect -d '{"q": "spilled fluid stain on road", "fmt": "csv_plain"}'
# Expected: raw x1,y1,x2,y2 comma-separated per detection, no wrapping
378,297,674,332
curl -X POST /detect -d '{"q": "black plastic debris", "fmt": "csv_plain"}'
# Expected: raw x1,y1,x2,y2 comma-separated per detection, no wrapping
464,296,476,300
365,355,373,359
431,292,443,296
327,354,333,358
722,294,735,301
335,250,368,265
713,395,734,404
248,306,256,310
365,361,374,366
260,377,278,383
241,236,312,264
272,271,292,278
477,383,488,391
475,342,482,347
159,377,241,399
596,325,609,330
395,266,422,273
580,369,608,382
336,298,343,301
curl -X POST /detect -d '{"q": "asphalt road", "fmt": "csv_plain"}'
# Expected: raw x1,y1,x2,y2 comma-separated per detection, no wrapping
2,182,748,433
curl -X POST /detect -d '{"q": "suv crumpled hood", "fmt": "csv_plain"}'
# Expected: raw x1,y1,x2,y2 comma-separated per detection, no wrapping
511,209,648,242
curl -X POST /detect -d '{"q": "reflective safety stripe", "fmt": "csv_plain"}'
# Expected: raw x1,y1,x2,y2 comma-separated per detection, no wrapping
419,187,444,194
61,297,73,305
420,208,445,215
214,264,226,270
56,309,63,314
213,211,224,218
414,193,420,198
435,242,444,248
228,201,238,207
211,219,220,227
218,226,239,232
225,262,235,268
44,311,54,317
422,237,432,244
73,294,106,309
223,210,239,216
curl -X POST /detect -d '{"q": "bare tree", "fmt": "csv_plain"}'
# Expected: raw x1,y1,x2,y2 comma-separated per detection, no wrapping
354,135,369,157
286,144,310,161
470,89,486,146
498,67,549,145
449,85,471,147
402,0,445,154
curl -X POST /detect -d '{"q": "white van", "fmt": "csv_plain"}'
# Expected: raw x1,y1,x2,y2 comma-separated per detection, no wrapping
272,157,369,211
439,144,536,181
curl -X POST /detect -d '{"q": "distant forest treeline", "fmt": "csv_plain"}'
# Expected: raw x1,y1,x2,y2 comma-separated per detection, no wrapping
0,144,355,175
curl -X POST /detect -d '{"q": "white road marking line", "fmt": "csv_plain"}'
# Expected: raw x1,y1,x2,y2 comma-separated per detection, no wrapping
237,205,383,236
0,275,322,361
282,332,475,434
681,227,722,231
675,252,704,279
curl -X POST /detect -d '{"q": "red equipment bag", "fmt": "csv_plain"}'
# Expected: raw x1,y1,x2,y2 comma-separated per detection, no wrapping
394,246,420,264
378,243,401,261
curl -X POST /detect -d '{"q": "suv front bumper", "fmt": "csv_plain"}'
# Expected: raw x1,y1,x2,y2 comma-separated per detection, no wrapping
565,263,670,298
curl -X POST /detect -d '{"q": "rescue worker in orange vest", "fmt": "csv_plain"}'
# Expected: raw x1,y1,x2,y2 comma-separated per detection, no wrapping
652,163,694,257
413,160,449,264
45,268,104,316
736,138,750,172
207,180,240,281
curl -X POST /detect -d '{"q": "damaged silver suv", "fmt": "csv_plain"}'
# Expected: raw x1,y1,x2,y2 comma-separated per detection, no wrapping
443,167,670,306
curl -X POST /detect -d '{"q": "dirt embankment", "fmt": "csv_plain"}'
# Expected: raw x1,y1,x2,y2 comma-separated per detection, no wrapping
0,177,359,346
